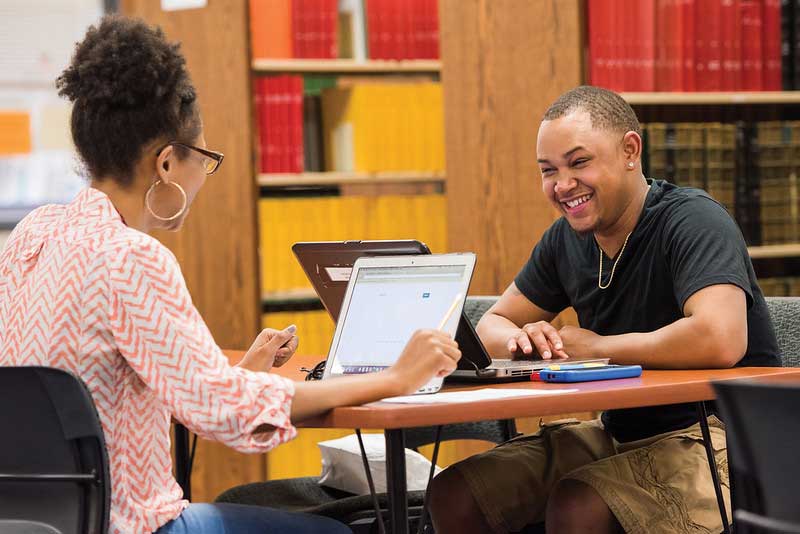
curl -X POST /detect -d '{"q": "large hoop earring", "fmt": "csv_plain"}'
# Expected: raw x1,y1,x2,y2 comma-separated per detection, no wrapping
145,180,187,222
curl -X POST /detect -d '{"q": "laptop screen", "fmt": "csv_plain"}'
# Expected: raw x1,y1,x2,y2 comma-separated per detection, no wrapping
328,263,468,375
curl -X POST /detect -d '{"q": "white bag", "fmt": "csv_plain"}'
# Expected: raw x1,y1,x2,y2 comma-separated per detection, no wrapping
317,433,442,495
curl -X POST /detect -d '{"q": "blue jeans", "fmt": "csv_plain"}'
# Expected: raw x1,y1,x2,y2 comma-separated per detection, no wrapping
156,503,352,534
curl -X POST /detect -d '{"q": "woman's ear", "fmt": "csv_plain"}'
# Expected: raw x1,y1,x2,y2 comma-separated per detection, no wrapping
155,144,175,183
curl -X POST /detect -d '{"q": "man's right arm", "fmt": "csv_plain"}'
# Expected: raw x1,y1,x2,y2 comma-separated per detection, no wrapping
476,282,565,359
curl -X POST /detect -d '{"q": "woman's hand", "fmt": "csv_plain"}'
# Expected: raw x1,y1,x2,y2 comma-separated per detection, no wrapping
237,325,299,373
384,329,461,396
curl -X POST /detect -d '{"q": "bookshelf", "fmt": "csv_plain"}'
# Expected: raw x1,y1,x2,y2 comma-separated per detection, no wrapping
258,171,445,187
621,92,800,106
252,58,441,74
262,288,319,304
748,244,800,260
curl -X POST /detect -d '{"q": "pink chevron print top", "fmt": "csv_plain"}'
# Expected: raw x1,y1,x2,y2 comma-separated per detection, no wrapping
0,187,297,534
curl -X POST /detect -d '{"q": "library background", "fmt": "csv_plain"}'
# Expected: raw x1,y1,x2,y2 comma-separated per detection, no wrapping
2,0,799,502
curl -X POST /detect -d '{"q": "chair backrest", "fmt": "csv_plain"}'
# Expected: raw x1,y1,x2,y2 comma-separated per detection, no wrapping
463,296,499,328
713,380,800,527
0,367,109,534
764,297,800,368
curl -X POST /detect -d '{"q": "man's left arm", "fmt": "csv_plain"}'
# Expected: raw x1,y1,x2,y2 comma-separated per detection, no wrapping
560,283,747,368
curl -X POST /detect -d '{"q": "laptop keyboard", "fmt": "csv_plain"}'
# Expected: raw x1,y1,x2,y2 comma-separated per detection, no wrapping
490,359,540,368
342,365,389,374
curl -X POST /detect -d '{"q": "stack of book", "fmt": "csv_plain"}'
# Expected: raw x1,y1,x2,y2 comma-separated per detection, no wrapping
254,78,444,174
258,194,447,293
587,0,784,92
642,120,800,246
250,0,439,60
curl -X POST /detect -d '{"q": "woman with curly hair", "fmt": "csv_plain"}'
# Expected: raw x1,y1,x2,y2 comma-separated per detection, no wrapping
0,15,461,534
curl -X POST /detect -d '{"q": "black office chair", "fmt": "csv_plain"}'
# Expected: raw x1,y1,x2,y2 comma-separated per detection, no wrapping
0,367,110,534
713,380,800,534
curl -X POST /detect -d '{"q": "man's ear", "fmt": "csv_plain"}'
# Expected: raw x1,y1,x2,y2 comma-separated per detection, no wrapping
156,144,175,183
622,130,642,167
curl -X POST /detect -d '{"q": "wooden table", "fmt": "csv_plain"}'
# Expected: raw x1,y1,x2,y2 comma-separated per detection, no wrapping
173,354,800,534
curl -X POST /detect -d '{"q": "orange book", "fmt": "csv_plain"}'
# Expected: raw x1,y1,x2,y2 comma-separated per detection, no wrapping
250,0,293,59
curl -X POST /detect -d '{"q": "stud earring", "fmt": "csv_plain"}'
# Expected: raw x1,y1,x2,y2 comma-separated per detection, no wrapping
627,162,634,168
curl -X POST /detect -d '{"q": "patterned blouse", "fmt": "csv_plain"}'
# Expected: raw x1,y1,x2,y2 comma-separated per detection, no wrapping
0,188,297,534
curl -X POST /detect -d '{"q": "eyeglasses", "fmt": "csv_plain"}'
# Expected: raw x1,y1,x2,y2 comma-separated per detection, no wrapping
158,142,224,175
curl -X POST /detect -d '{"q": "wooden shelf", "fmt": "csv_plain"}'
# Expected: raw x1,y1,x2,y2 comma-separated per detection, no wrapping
258,171,445,187
621,92,800,105
252,59,441,74
262,288,319,302
748,244,800,259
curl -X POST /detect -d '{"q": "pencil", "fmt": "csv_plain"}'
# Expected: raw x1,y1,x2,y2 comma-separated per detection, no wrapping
437,293,463,331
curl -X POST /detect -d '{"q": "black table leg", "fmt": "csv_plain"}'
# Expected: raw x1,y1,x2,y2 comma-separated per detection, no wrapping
174,422,192,501
385,429,409,534
696,402,730,534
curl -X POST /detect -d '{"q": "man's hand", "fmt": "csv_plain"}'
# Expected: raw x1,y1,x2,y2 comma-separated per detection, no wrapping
558,325,605,360
507,321,569,360
237,325,299,372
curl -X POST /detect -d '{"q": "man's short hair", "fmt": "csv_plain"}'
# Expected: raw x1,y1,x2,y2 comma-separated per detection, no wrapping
543,86,642,137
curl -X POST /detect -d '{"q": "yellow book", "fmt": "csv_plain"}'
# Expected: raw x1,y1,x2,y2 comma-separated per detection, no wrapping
321,86,371,172
430,83,445,172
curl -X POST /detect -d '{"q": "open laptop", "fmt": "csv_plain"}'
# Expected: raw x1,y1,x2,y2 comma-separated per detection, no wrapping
295,240,608,381
321,253,476,394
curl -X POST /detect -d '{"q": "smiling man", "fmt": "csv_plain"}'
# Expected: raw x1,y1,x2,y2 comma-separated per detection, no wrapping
427,86,780,534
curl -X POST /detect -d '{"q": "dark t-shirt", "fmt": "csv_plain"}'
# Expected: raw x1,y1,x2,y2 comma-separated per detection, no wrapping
514,179,780,442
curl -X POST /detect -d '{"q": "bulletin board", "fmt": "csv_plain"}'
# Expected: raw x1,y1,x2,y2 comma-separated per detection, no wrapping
0,0,105,227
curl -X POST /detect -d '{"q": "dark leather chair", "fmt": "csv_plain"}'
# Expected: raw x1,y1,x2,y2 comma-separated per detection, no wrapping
0,367,109,534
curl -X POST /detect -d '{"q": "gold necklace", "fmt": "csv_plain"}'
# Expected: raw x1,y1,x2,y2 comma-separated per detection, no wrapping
597,231,632,290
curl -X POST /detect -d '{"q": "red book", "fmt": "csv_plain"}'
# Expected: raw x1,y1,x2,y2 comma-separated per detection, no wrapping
656,0,683,91
408,0,420,58
264,77,279,172
379,0,392,59
310,0,322,58
617,0,627,90
277,76,290,172
622,0,637,91
588,0,610,88
762,0,782,90
606,0,618,90
324,0,338,58
289,76,304,173
367,0,380,58
637,0,656,91
292,0,305,58
682,0,696,91
696,0,722,90
254,79,265,173
383,0,404,59
721,0,743,90
740,0,763,90
428,0,440,59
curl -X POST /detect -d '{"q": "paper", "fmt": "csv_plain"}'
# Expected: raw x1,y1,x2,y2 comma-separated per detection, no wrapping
161,0,207,11
379,387,578,404
0,112,31,155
